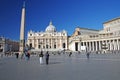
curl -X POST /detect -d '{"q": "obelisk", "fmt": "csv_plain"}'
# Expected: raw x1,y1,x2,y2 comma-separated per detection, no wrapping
19,1,25,54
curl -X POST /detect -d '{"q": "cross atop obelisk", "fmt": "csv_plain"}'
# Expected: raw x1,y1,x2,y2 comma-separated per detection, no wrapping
19,1,26,54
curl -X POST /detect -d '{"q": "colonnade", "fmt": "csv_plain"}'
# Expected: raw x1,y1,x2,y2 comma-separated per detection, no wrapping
79,39,120,52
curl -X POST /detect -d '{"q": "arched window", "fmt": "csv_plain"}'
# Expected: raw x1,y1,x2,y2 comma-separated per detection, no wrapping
46,45,48,49
38,45,41,49
54,45,56,49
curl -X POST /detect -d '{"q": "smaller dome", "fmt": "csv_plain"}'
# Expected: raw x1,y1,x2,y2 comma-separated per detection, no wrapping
45,21,56,32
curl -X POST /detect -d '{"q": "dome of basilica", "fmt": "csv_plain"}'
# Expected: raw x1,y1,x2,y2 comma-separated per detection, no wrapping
45,21,56,32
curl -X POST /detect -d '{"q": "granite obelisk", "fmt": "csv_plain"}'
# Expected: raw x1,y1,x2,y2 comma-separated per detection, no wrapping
19,1,25,54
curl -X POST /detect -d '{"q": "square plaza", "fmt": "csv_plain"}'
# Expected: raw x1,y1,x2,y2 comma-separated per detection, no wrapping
0,52,120,80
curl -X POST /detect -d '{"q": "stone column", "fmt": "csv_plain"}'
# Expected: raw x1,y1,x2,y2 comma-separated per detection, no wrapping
83,42,85,46
92,41,94,51
56,38,58,49
116,39,118,50
86,42,88,52
48,38,50,49
36,39,38,49
105,40,107,51
61,37,63,49
42,39,44,49
87,42,89,51
113,40,115,50
96,41,98,51
117,39,120,50
111,40,113,51
66,37,68,50
89,42,91,51
32,38,34,48
114,40,117,50
109,40,111,51
79,41,81,51
99,41,101,51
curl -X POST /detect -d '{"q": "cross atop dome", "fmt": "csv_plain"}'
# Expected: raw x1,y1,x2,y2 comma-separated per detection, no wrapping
49,21,52,25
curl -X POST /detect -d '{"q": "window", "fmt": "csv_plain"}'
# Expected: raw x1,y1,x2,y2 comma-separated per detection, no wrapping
46,45,48,49
81,42,83,46
30,34,32,36
38,45,41,49
54,45,56,49
78,31,81,35
62,43,66,48
30,43,32,49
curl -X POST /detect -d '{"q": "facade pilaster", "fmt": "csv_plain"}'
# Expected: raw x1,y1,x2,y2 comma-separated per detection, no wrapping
36,39,38,49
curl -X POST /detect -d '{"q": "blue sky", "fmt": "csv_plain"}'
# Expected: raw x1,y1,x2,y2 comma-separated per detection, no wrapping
0,0,120,41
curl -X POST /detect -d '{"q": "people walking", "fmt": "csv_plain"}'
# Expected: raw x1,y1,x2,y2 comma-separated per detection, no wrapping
25,52,29,60
69,51,72,57
39,51,44,64
15,53,19,59
45,51,49,65
86,52,90,59
27,52,30,60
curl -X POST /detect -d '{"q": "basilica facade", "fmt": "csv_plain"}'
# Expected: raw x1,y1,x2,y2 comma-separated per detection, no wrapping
27,17,120,53
27,21,68,51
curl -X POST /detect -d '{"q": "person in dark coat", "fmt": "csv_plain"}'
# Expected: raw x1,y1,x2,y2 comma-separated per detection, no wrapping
86,52,90,59
69,51,72,57
27,52,30,60
45,51,49,65
15,53,19,59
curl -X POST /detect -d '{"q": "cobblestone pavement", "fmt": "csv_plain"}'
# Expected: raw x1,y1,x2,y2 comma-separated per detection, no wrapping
0,53,120,80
